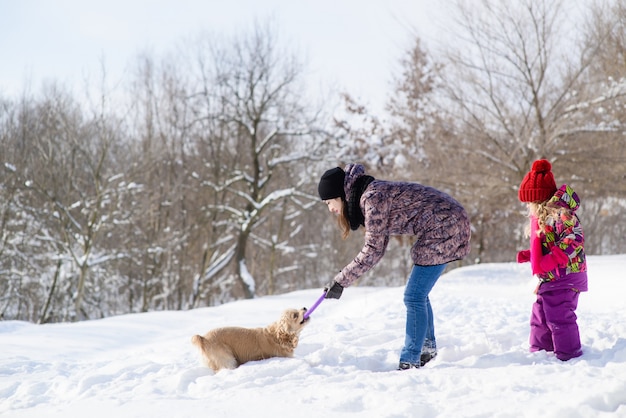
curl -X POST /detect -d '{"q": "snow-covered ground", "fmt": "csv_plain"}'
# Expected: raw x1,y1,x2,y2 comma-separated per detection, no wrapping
2,255,625,417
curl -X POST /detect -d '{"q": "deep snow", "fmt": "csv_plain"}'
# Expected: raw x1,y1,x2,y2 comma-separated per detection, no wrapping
2,255,626,417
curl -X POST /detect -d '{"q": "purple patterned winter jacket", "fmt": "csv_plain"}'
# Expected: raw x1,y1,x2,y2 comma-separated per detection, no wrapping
333,164,472,287
534,184,588,294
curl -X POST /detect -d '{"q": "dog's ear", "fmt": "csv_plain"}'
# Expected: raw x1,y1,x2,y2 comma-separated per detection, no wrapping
277,311,289,332
276,328,298,349
280,309,300,331
273,311,299,349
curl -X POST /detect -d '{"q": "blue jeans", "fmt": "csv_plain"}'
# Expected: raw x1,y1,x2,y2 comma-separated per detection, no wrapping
399,263,447,364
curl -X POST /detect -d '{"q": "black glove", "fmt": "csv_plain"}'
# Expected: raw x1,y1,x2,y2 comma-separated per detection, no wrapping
324,281,344,299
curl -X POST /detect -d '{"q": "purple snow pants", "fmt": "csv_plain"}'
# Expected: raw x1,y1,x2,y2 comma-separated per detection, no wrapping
529,288,583,361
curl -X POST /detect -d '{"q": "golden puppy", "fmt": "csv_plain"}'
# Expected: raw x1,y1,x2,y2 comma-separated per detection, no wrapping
191,308,309,372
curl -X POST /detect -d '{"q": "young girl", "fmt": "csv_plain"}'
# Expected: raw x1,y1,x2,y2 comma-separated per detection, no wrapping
317,163,471,370
517,159,588,361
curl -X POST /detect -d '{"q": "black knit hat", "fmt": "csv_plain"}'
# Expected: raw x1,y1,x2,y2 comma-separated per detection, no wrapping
318,167,345,200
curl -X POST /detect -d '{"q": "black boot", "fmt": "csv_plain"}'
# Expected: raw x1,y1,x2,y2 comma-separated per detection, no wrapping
397,361,420,370
420,351,437,367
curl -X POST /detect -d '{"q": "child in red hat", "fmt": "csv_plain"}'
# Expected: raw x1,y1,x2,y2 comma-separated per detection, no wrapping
517,159,588,361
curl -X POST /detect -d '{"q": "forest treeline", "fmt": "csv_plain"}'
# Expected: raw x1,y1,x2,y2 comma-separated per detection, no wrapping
2,0,625,323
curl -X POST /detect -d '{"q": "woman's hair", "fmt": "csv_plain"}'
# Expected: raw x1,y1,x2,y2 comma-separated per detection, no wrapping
525,201,572,237
337,199,351,239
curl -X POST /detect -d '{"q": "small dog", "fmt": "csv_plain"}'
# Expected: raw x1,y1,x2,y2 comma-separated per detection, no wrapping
191,307,309,372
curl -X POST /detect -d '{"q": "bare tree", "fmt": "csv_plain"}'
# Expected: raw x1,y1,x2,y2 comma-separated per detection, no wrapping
413,0,626,260
183,23,324,300
567,0,626,254
117,22,328,309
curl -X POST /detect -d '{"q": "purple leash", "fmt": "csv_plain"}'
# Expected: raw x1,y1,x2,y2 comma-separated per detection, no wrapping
303,291,327,320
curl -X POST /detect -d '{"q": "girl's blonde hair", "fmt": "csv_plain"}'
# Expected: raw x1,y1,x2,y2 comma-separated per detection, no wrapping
525,201,572,237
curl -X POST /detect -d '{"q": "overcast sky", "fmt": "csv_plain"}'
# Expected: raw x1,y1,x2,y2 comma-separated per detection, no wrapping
0,0,447,111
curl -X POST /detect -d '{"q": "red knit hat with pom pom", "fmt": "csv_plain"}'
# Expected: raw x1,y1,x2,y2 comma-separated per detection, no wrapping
518,159,557,202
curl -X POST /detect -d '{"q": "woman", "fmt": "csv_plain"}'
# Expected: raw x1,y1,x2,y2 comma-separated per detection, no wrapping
317,163,471,370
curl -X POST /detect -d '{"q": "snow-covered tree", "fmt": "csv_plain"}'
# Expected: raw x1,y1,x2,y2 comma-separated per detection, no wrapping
185,23,324,300
391,0,626,261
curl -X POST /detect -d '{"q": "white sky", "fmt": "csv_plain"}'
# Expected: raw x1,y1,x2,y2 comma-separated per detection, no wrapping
0,0,448,111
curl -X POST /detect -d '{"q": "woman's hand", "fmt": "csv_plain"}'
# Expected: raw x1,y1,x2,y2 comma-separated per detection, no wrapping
324,281,344,299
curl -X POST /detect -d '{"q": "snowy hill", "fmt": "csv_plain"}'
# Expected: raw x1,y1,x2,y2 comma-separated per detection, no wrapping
2,255,626,418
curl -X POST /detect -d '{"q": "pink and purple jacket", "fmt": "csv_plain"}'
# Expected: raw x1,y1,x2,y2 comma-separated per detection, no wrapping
523,184,588,294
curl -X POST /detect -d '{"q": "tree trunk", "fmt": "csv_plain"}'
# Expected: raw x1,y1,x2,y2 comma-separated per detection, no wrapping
39,259,62,324
235,230,254,299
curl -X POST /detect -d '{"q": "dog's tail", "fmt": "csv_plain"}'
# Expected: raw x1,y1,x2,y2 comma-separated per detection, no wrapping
192,334,215,357
191,334,213,369
191,334,210,359
191,334,206,348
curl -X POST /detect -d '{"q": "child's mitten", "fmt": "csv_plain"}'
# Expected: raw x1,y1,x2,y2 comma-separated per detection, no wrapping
539,246,569,272
517,250,531,263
